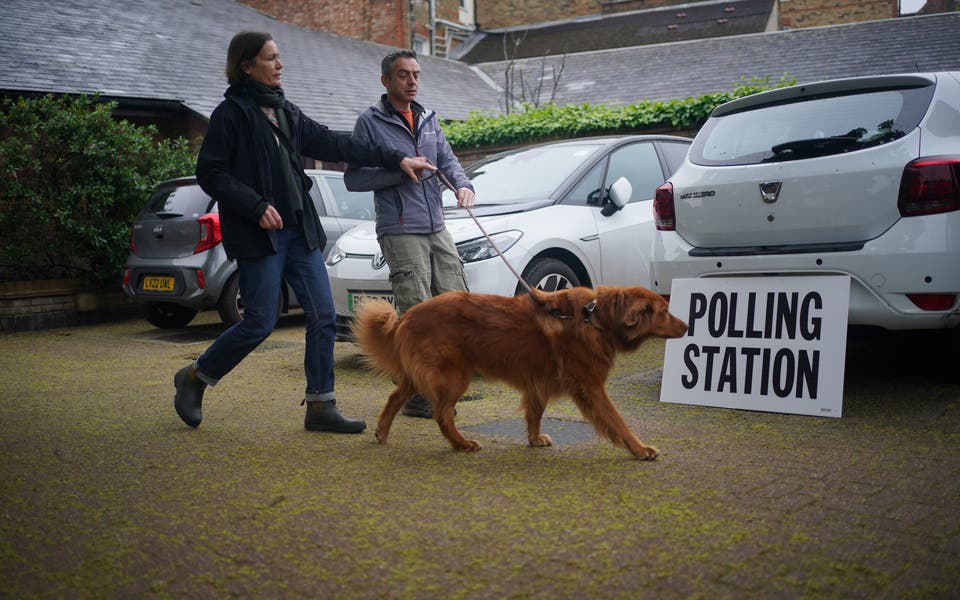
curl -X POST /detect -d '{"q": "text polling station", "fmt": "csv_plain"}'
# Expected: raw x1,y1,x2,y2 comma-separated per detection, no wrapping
661,276,850,417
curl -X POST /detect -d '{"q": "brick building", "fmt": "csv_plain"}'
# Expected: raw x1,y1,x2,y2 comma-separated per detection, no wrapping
474,0,902,30
238,0,949,61
238,0,476,57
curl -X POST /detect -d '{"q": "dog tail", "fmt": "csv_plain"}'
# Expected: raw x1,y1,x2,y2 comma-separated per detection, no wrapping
351,298,404,379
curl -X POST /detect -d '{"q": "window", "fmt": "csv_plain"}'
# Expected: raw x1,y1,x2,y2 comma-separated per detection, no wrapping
413,35,429,56
322,175,375,220
690,84,935,166
602,143,663,204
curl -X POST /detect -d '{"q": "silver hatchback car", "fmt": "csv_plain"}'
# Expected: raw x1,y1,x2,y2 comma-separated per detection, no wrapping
123,170,374,328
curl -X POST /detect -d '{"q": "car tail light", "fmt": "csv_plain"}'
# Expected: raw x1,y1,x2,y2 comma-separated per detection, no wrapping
195,269,205,290
123,268,131,287
654,182,676,231
898,156,960,217
194,213,222,254
129,225,137,255
906,293,956,311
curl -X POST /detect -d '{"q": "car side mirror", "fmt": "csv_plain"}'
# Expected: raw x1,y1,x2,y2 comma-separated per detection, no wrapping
601,177,632,216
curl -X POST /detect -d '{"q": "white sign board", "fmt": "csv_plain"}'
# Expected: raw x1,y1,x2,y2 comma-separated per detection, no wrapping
661,276,850,418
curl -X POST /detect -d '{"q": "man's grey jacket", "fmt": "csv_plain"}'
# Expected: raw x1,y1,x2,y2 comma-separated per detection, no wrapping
344,97,473,237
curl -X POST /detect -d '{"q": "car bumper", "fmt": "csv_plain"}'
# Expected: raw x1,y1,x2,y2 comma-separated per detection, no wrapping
123,251,233,311
651,213,960,331
328,253,525,340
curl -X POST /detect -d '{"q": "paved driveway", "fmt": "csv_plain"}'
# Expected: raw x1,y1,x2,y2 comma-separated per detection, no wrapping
1,313,958,597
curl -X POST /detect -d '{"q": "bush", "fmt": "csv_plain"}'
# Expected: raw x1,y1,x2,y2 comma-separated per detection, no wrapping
444,76,795,149
0,94,196,285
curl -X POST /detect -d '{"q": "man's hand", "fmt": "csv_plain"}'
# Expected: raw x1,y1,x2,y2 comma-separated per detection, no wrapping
259,204,283,230
400,156,436,182
456,187,475,208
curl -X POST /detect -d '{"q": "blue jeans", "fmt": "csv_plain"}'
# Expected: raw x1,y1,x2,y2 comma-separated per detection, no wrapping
195,226,337,401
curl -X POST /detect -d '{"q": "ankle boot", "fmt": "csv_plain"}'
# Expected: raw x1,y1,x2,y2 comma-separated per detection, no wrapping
174,364,206,428
304,400,366,434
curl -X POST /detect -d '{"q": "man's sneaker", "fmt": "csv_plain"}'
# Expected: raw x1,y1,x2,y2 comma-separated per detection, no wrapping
304,400,366,434
401,394,433,418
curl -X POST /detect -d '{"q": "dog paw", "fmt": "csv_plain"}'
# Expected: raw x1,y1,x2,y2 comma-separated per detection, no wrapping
633,445,660,461
455,440,482,452
528,434,553,447
374,429,389,444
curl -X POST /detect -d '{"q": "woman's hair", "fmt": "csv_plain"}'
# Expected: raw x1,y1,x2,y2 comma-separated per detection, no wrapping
225,31,273,85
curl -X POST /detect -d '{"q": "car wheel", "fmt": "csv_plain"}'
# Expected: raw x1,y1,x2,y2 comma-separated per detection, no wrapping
518,257,580,295
217,273,283,327
217,273,243,326
144,302,198,329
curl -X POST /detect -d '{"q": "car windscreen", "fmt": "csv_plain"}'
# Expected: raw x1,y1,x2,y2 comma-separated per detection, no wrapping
689,84,935,166
442,142,603,207
144,182,216,217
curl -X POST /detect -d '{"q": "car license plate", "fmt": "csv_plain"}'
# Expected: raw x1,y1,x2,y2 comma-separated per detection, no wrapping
142,276,175,292
347,291,395,312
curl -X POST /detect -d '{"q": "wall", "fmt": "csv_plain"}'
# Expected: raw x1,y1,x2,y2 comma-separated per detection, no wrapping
777,0,897,29
477,0,699,29
0,279,136,332
238,0,410,47
476,0,900,31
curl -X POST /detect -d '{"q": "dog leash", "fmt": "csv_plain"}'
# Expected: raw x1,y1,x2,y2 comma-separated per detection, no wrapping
432,169,538,301
432,168,599,325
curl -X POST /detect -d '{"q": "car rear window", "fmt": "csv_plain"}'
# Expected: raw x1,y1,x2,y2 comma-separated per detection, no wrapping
145,181,215,216
689,83,935,166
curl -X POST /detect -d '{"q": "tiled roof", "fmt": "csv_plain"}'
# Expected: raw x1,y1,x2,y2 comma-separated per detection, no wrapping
0,0,504,131
2,0,958,130
456,0,774,64
474,12,960,107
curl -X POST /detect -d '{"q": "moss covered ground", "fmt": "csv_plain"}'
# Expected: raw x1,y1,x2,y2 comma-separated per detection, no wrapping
1,312,958,598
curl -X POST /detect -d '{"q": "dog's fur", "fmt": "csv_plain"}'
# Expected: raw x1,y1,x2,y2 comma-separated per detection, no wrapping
352,285,688,460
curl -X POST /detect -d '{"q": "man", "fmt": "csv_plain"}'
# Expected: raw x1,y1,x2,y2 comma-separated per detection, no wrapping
344,50,475,419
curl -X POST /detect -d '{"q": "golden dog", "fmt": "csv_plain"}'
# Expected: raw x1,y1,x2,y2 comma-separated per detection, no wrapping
352,285,688,460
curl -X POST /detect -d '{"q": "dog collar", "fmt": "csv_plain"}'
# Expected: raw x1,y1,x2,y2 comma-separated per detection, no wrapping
582,299,598,325
548,298,599,326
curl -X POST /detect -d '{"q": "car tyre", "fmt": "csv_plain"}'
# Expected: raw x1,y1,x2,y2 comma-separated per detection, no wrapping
518,257,580,295
144,302,198,329
217,273,283,327
217,273,243,326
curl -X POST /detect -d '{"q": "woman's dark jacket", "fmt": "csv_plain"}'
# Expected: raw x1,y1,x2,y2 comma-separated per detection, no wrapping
196,88,407,260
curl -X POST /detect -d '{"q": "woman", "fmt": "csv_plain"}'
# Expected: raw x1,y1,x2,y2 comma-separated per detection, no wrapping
173,31,434,433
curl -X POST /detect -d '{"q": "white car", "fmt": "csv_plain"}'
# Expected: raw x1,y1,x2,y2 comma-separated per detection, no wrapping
326,135,692,338
651,72,960,341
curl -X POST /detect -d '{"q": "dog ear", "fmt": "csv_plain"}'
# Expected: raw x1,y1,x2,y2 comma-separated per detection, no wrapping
622,292,650,328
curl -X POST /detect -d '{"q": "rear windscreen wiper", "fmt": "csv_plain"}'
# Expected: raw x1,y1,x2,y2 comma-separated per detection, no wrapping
771,135,861,156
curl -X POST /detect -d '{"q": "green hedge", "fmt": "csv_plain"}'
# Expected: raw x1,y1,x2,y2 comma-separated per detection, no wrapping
444,76,795,149
0,94,196,285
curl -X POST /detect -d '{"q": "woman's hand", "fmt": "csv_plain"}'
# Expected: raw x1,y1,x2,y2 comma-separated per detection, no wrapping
259,204,283,230
399,156,436,182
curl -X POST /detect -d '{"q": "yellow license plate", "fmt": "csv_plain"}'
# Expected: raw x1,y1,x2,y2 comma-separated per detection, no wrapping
142,276,175,292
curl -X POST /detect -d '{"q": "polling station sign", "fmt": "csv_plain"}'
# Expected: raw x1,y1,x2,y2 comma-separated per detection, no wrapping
661,276,850,418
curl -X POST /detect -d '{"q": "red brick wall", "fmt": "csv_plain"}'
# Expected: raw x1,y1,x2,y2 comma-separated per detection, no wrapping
476,0,900,31
477,0,694,29
238,0,410,47
778,0,898,29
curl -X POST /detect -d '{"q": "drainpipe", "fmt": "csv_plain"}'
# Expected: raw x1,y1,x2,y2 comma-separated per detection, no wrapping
429,0,436,55
409,0,416,49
